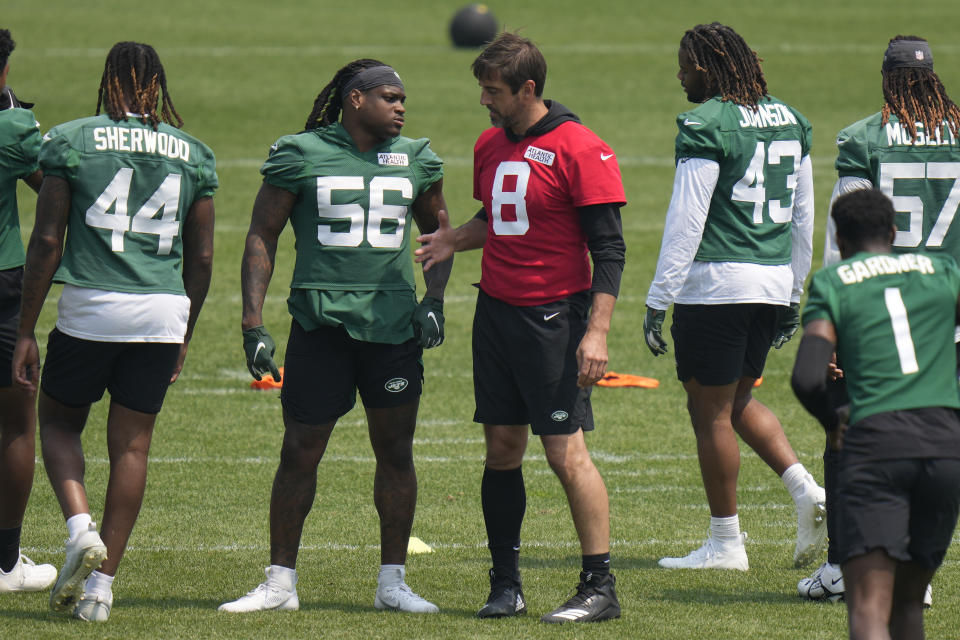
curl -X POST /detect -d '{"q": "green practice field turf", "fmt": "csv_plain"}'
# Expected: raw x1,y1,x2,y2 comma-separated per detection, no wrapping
3,0,959,637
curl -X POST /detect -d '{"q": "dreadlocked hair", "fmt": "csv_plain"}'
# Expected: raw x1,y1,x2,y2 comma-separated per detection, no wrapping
304,58,388,130
881,36,960,142
680,22,767,107
0,29,15,69
96,41,182,130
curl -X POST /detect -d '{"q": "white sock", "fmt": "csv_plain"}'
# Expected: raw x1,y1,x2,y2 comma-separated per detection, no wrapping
66,513,93,541
267,565,297,590
378,564,405,588
83,570,114,599
710,515,741,546
781,463,812,504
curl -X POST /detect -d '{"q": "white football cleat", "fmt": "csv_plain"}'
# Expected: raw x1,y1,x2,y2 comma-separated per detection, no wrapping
0,554,57,592
798,561,844,601
73,590,112,622
923,583,932,608
218,566,299,612
375,582,439,613
50,523,107,612
659,533,748,571
794,482,827,568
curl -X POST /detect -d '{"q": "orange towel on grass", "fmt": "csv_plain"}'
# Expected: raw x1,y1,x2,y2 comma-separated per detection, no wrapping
596,372,659,388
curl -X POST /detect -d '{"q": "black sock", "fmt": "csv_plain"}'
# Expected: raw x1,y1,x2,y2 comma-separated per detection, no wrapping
582,552,611,577
481,465,525,578
0,526,22,573
823,443,840,565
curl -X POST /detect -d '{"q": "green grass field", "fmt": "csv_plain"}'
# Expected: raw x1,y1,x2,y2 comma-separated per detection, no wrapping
3,1,960,638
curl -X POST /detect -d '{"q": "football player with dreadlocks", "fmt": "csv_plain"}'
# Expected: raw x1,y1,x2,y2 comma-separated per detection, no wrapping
800,35,960,605
644,22,825,571
13,41,217,622
0,27,57,596
220,58,452,615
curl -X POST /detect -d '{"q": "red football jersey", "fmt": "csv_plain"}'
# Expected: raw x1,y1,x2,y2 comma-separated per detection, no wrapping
474,121,626,305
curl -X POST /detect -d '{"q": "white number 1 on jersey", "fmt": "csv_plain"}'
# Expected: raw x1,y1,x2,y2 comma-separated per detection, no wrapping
884,287,920,375
86,167,182,255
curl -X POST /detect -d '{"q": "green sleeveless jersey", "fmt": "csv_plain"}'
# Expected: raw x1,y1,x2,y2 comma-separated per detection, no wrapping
40,114,217,294
803,251,960,425
836,112,960,257
0,107,41,270
676,95,812,265
261,123,442,343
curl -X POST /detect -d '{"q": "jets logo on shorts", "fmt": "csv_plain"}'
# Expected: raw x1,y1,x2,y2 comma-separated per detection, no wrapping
550,410,569,422
385,377,409,393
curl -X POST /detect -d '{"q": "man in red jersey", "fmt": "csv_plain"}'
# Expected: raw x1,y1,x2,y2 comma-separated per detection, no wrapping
415,32,625,624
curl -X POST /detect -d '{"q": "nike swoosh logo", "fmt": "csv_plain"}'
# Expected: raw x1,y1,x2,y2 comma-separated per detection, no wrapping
831,576,843,586
836,137,847,146
600,153,614,161
683,118,703,126
426,311,439,333
544,312,560,321
43,132,52,141
254,341,266,361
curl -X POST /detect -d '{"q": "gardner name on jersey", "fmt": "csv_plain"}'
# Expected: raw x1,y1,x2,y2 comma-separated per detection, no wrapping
803,251,960,426
677,95,813,266
40,114,217,295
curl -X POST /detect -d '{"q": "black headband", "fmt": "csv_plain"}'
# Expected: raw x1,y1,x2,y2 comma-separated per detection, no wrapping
882,39,934,72
341,66,404,103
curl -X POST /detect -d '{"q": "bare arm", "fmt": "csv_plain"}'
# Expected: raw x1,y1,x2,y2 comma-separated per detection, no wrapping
170,196,215,382
414,207,487,271
23,168,43,193
13,175,70,392
241,182,296,330
411,179,453,299
577,292,616,388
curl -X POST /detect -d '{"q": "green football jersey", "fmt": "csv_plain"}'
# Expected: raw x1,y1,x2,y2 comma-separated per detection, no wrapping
836,112,960,257
0,107,41,270
675,95,812,265
261,122,442,343
40,114,218,295
803,251,960,425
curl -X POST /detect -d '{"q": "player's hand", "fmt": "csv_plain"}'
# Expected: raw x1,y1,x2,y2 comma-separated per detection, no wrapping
412,297,444,348
243,325,281,381
772,302,801,349
11,335,40,394
576,328,608,388
170,342,189,384
827,352,844,381
414,209,455,271
644,306,668,356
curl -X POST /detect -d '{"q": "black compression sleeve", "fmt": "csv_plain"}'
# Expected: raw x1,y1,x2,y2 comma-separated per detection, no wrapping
473,207,487,222
578,203,626,297
791,334,840,432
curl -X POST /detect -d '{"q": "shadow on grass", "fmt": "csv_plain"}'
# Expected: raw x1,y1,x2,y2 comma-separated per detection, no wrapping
655,589,798,606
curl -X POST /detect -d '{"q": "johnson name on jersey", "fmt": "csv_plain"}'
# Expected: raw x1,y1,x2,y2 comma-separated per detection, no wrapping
676,95,813,265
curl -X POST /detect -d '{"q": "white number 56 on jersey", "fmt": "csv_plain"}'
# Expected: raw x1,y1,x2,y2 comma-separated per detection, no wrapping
316,176,411,248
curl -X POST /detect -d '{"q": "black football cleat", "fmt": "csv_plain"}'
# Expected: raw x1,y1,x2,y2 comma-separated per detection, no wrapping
477,568,526,618
540,571,620,623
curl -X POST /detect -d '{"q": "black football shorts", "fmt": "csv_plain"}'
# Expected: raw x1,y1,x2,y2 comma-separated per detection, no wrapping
41,328,180,415
0,267,22,388
671,303,779,385
280,319,423,425
837,456,960,569
472,289,593,436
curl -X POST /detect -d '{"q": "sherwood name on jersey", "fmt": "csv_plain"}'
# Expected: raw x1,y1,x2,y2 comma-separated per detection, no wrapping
90,125,192,161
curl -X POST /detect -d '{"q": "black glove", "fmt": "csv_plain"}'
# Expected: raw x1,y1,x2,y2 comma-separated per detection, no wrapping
644,306,668,356
412,297,444,348
242,325,281,381
772,302,801,349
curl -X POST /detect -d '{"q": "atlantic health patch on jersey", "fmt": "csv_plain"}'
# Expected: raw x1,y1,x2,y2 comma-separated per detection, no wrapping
377,152,409,166
523,145,555,166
